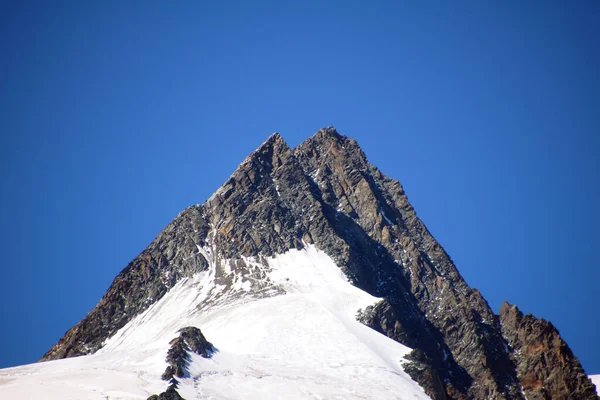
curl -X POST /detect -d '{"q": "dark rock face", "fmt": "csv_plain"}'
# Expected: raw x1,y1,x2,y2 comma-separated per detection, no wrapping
499,302,597,400
42,128,597,399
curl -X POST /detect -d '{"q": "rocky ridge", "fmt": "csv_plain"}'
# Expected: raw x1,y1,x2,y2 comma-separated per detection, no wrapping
42,128,597,399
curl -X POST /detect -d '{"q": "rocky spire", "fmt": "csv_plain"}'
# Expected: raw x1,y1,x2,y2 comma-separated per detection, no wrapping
237,132,290,171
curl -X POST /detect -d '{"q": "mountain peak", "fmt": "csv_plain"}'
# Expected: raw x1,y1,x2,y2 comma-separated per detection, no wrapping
238,131,291,173
295,127,369,179
307,126,352,147
252,131,289,156
500,300,518,315
316,125,341,138
32,128,598,400
264,131,286,147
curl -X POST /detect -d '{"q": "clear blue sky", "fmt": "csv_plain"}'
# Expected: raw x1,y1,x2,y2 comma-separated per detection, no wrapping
1,1,598,374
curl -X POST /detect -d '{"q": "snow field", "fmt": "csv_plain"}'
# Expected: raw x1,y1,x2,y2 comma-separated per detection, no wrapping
0,245,430,399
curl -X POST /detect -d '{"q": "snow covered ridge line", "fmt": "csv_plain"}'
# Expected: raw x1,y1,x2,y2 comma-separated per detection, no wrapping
0,245,431,399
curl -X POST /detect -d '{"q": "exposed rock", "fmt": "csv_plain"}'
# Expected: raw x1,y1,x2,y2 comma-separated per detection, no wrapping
499,302,598,400
162,326,214,380
42,127,595,399
147,385,184,400
152,327,214,400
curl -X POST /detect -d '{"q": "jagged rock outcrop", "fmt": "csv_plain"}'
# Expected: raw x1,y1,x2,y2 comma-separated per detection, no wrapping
500,302,597,399
151,326,214,400
161,326,215,381
42,127,596,399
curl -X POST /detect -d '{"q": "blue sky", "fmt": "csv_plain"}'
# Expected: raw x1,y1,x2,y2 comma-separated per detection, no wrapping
1,1,599,374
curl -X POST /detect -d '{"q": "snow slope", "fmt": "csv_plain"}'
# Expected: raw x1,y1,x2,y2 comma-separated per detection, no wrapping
590,375,600,395
0,245,430,399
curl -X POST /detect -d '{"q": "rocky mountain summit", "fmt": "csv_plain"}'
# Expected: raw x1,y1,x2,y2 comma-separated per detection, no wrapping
41,127,597,399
